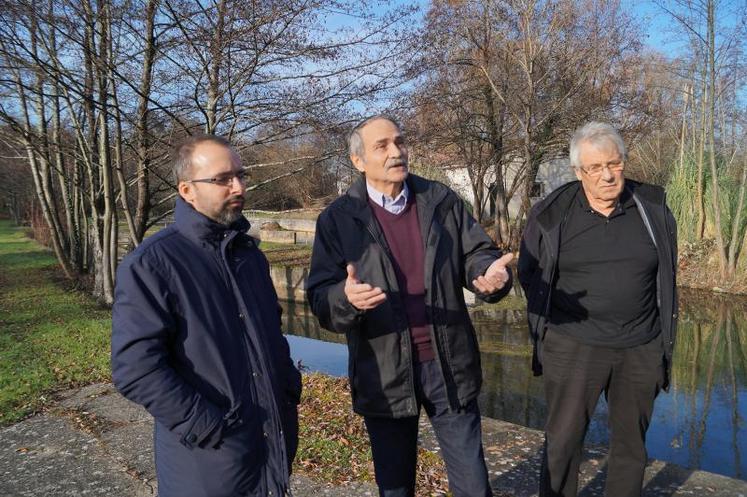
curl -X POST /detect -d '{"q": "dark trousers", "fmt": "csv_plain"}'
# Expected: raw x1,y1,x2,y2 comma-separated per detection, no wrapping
363,359,492,497
540,329,665,497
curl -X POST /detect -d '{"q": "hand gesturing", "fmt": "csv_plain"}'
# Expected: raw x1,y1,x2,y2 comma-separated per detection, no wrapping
472,252,513,294
344,264,387,310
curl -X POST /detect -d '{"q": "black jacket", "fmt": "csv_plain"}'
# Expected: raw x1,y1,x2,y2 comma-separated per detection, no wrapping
517,180,678,388
306,174,512,418
111,198,301,497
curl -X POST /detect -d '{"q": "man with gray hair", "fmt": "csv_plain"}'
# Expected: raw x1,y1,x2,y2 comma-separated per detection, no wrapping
112,135,301,497
518,122,678,496
307,115,514,497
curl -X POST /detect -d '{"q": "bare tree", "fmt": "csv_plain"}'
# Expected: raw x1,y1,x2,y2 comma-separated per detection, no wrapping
656,0,747,277
410,0,646,248
0,0,420,302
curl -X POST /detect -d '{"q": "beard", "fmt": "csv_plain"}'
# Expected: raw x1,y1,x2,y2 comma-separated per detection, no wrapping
216,195,245,226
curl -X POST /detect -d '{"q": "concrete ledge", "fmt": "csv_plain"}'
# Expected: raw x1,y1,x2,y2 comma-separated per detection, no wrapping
1,383,744,497
260,229,297,244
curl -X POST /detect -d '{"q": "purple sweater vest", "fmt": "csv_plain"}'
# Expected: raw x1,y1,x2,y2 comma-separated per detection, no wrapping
369,195,435,362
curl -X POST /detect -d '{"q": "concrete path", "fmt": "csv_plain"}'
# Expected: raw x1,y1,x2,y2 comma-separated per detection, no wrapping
1,383,745,497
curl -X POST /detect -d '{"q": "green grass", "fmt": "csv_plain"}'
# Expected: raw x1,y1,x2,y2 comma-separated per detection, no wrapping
0,221,111,425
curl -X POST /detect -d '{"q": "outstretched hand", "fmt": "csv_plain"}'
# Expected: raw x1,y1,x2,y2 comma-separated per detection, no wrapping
472,252,513,294
344,264,387,310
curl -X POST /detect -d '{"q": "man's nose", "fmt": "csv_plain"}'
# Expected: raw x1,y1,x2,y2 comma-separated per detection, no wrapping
600,165,615,180
229,175,244,193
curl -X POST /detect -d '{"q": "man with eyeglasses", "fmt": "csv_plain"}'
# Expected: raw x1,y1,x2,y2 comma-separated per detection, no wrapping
518,122,678,497
111,135,301,497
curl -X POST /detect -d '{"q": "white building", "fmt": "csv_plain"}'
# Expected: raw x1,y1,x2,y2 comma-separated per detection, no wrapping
442,157,576,219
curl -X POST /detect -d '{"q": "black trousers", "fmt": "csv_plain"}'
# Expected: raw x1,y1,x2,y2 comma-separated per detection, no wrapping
540,329,665,497
363,359,492,497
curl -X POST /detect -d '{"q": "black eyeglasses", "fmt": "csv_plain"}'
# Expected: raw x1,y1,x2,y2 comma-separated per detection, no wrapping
186,170,248,186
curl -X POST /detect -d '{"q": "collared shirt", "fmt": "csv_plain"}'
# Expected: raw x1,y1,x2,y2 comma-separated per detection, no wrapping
548,185,661,348
366,181,409,215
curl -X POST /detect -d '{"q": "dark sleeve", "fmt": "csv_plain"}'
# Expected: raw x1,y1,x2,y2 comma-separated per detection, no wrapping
454,195,513,303
305,210,364,333
518,204,542,295
111,254,226,449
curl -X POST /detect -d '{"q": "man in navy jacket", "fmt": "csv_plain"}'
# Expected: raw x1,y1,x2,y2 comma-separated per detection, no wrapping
111,135,301,497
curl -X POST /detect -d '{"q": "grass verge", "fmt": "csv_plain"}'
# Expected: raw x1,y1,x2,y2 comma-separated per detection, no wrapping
260,241,312,266
0,221,111,425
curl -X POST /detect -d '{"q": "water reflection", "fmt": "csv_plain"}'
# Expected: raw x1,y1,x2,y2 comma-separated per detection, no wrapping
280,290,747,480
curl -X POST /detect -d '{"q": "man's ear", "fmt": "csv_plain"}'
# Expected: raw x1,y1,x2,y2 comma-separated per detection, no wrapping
573,167,583,182
350,154,366,173
178,181,194,204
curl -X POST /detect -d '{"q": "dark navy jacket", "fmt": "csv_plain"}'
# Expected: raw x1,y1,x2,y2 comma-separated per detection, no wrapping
111,198,301,497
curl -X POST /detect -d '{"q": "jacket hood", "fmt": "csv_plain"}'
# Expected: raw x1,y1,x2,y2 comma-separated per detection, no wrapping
174,196,251,245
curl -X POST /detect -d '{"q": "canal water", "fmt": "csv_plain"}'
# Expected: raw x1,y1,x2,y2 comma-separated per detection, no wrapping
281,289,747,480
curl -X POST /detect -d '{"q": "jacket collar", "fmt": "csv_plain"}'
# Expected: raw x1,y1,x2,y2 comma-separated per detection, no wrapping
534,179,664,230
173,196,251,245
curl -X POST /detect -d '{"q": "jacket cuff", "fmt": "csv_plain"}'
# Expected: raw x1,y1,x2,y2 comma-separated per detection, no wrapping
329,279,365,326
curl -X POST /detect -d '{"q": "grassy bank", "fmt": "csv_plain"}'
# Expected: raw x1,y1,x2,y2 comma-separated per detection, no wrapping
0,221,111,425
260,240,312,266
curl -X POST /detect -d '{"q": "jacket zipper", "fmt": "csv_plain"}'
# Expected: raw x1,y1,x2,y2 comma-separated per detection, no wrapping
222,239,290,494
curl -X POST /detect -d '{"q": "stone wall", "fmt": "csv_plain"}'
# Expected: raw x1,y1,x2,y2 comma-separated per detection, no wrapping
270,265,309,302
247,215,317,245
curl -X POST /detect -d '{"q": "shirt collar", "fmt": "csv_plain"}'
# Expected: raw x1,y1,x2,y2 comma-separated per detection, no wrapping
366,181,409,212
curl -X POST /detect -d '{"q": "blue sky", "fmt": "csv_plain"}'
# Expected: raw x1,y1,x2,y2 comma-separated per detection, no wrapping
382,0,714,58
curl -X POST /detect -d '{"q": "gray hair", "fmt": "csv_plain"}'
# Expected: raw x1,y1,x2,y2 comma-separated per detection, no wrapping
569,122,626,169
348,114,402,159
173,134,232,183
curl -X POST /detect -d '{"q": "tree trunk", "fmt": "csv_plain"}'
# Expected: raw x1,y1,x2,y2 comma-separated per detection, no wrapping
205,0,226,133
705,0,727,277
696,65,707,240
133,0,159,242
97,0,115,303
